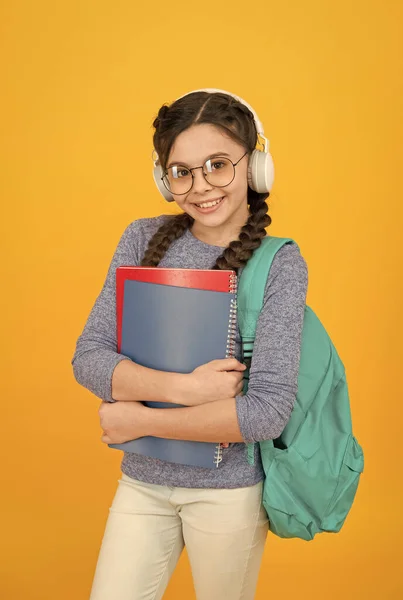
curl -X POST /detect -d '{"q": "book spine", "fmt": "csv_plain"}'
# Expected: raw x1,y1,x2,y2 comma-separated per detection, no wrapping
215,272,238,467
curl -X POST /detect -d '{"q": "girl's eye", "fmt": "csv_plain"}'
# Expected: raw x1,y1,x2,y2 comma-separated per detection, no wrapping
212,161,225,170
177,168,190,178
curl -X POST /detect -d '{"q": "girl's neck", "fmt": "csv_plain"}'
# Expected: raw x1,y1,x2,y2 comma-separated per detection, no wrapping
188,225,232,248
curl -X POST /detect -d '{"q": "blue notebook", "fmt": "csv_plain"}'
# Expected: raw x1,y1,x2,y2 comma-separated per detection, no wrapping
108,279,237,468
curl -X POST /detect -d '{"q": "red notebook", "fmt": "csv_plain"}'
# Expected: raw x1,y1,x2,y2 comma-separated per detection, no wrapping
116,267,237,353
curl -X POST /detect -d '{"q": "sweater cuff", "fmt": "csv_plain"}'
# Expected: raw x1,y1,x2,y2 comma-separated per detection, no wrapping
72,350,132,403
104,353,133,402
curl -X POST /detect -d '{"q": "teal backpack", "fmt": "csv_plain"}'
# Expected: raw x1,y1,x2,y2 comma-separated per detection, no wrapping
237,236,364,541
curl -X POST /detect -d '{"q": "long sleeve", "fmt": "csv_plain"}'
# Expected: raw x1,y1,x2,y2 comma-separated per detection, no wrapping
71,221,140,402
235,242,308,443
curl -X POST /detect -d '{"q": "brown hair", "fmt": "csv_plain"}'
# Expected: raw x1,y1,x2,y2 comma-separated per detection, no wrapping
141,91,272,271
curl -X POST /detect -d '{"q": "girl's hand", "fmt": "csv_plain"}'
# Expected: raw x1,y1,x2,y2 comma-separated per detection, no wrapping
99,400,147,444
182,358,247,407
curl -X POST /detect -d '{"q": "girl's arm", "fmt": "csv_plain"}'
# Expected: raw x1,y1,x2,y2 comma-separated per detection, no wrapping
99,396,243,445
111,359,187,403
146,397,244,442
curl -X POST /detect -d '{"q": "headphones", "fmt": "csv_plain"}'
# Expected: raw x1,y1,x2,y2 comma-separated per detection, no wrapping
152,88,275,202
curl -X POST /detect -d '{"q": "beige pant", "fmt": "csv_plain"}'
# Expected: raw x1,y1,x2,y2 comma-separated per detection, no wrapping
89,472,269,600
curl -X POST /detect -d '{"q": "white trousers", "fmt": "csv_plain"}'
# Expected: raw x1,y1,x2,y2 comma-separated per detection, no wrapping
89,472,269,600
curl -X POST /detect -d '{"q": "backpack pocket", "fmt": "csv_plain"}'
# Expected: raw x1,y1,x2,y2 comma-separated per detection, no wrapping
261,446,324,540
321,434,364,532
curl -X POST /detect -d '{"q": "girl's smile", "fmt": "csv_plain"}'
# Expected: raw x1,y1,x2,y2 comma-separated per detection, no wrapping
192,195,225,213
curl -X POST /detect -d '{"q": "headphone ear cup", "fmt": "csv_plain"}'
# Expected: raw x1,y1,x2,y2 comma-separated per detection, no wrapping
247,149,275,193
153,164,175,202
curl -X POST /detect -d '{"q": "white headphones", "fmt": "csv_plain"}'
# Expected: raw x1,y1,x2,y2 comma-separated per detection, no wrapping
152,88,275,202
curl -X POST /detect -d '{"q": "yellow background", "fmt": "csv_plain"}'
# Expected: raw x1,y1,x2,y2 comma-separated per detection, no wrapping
1,1,402,598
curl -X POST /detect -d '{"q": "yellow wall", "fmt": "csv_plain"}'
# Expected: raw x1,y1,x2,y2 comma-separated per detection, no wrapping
2,1,402,598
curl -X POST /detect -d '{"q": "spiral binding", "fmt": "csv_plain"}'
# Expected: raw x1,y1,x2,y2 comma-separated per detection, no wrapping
225,271,238,359
225,298,238,358
214,444,223,467
229,272,237,294
214,271,238,467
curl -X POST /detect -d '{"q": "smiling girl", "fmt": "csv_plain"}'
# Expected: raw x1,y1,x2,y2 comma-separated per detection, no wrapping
72,89,308,600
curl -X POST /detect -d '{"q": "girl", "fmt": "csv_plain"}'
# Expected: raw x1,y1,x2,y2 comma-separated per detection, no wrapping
72,89,308,600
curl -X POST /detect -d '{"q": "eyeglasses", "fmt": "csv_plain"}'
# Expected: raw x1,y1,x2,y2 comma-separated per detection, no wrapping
161,151,248,195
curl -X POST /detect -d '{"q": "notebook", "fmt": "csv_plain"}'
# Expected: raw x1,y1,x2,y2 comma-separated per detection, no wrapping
116,266,237,353
109,269,237,469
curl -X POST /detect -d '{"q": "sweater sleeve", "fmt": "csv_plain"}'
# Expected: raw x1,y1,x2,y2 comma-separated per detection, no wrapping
235,242,308,443
71,221,140,403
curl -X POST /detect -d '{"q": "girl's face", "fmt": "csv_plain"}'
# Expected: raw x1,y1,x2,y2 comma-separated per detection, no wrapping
166,123,250,245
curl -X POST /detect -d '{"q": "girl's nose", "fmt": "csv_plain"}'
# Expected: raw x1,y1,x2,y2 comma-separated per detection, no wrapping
191,167,214,193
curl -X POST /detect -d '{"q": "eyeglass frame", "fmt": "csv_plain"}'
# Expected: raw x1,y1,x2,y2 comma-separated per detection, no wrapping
161,151,249,195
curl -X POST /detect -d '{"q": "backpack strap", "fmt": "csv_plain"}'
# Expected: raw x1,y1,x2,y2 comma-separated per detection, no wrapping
237,235,299,465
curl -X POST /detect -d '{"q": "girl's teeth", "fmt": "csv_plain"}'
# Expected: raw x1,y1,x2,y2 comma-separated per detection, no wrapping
196,198,223,208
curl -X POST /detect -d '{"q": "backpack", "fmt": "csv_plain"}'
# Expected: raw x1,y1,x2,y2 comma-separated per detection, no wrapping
237,236,364,541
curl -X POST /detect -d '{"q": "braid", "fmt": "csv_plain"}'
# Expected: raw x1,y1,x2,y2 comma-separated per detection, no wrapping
212,191,271,271
140,213,194,266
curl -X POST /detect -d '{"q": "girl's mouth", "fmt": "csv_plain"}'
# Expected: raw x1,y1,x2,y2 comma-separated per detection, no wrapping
193,196,225,213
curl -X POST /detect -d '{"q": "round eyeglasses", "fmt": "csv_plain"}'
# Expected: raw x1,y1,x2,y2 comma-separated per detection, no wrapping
161,152,248,195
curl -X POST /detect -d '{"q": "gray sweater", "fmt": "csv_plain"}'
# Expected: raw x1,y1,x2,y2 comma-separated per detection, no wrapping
71,214,308,489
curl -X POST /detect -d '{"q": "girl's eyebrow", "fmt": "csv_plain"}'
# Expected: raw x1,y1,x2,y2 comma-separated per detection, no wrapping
167,152,231,169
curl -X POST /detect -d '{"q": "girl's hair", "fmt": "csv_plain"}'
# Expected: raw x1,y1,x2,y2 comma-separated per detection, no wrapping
141,91,272,271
